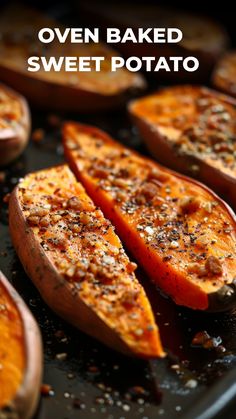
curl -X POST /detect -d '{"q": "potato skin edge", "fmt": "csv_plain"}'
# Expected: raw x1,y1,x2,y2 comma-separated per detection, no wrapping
0,271,42,419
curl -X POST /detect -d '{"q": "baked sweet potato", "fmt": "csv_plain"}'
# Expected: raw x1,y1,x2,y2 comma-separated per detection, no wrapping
129,85,236,210
80,1,229,82
0,5,145,112
212,51,236,98
0,271,42,419
9,165,164,358
63,122,236,312
0,83,30,166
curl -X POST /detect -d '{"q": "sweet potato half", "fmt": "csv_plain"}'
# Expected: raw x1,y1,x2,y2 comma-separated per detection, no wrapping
212,51,236,98
0,83,30,166
0,5,145,112
9,165,164,358
129,85,236,210
63,122,236,312
0,271,42,419
80,1,229,81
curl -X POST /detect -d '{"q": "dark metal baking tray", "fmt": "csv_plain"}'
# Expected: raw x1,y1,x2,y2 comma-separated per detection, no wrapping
1,107,236,419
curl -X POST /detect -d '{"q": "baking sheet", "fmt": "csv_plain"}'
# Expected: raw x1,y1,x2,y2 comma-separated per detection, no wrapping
1,109,236,418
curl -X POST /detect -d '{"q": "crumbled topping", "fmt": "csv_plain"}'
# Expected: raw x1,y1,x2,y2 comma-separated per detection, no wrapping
176,90,236,176
136,182,159,205
180,196,201,214
67,196,84,211
205,256,223,276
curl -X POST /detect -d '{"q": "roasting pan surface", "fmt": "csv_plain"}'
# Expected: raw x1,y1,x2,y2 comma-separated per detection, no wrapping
1,2,236,417
1,108,236,419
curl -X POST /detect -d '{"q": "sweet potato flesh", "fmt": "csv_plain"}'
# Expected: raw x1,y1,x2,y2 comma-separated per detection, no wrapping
0,85,22,130
63,123,236,310
130,86,236,178
0,6,142,96
0,281,25,407
17,166,163,357
212,51,236,97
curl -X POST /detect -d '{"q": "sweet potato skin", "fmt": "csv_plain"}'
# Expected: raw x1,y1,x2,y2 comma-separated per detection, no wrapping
63,122,236,312
0,83,30,166
0,271,42,419
0,6,145,112
9,166,164,358
129,86,236,210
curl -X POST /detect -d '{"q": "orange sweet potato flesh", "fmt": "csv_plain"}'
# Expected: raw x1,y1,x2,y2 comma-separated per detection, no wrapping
0,271,42,419
0,83,30,166
63,122,236,312
129,86,236,210
0,5,145,112
9,165,164,358
0,275,24,408
212,51,236,98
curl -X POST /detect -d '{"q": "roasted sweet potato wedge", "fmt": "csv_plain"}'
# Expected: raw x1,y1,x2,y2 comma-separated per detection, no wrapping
129,86,236,210
63,122,236,312
0,5,145,112
0,271,42,419
0,83,30,166
9,165,164,358
212,51,236,98
80,1,229,81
